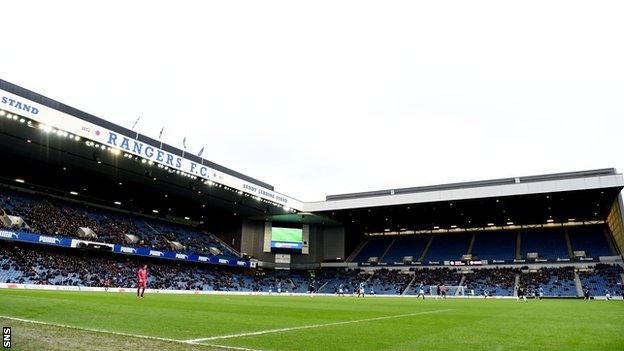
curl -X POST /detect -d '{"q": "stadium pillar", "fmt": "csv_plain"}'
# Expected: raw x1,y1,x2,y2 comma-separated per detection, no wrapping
607,196,624,256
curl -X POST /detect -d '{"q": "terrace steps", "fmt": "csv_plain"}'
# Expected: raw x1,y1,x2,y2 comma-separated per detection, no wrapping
456,275,466,296
402,274,417,295
418,236,434,262
378,238,396,262
347,239,369,262
143,221,160,234
205,230,242,257
466,233,476,255
513,273,520,297
574,271,584,297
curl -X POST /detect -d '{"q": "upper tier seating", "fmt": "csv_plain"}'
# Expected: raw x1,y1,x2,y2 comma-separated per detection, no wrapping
521,229,568,260
382,235,431,263
423,233,471,262
0,190,239,260
471,232,516,261
568,226,614,258
349,226,617,264
354,236,393,263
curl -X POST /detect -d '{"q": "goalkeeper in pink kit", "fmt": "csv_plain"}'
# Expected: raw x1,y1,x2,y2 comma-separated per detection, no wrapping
137,265,148,298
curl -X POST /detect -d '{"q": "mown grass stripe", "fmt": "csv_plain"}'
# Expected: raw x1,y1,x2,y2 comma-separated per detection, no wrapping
0,315,263,351
187,308,455,342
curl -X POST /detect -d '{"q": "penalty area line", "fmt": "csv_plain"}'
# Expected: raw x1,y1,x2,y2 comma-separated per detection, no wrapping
187,308,455,343
0,315,264,351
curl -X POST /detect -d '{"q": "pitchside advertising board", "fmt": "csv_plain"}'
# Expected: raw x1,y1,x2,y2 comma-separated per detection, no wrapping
359,257,596,266
0,89,302,210
0,229,254,268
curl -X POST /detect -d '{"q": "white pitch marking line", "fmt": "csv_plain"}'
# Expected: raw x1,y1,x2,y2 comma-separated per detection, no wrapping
205,344,265,351
0,315,264,351
186,308,455,343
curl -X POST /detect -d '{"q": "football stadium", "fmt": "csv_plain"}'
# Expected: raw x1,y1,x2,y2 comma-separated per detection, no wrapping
0,78,623,350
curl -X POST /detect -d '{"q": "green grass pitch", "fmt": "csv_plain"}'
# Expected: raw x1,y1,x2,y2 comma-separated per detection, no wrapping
0,289,623,351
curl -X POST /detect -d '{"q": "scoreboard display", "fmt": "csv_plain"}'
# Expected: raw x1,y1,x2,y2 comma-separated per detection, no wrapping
270,227,304,251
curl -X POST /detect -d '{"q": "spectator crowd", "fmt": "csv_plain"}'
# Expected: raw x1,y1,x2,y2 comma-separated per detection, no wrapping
1,242,622,297
0,190,237,260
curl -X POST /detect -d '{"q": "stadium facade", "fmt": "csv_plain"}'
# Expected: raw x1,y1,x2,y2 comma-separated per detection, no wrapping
1,78,623,297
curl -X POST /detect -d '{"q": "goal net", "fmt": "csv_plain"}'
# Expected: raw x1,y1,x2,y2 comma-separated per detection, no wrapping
428,285,466,297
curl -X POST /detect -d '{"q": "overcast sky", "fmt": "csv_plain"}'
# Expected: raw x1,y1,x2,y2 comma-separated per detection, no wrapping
2,1,623,201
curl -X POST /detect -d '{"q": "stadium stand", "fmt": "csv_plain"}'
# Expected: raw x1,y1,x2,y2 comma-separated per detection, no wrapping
353,236,393,263
521,229,569,260
568,226,614,258
471,232,517,261
422,233,471,262
0,243,405,294
0,189,239,260
405,267,462,295
0,242,289,291
578,264,624,297
519,267,577,297
3,241,624,298
1,79,623,311
463,267,518,296
353,226,618,264
366,269,412,295
381,235,431,263
2,189,624,298
316,268,363,294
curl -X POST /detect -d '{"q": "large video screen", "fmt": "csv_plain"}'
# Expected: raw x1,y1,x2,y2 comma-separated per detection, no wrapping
271,227,303,250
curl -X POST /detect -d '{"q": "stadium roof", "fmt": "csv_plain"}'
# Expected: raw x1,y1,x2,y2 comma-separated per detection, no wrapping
2,79,623,229
326,169,618,201
0,79,302,216
304,169,623,212
305,169,623,234
0,79,274,191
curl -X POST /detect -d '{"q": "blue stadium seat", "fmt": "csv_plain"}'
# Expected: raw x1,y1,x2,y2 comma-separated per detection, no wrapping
471,232,516,261
382,235,430,263
568,226,614,258
579,264,624,296
0,189,240,261
521,229,568,259
423,233,471,262
354,237,393,263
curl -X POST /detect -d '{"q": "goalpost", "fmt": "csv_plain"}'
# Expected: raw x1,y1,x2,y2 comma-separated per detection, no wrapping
428,285,466,297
